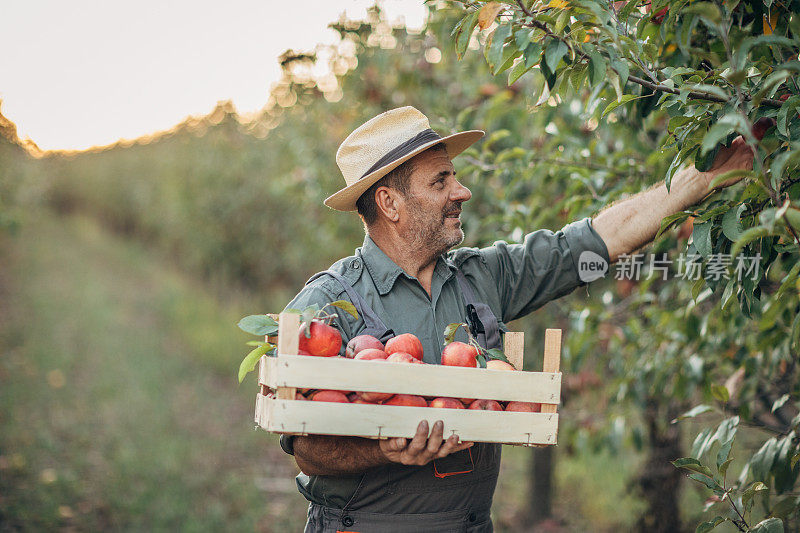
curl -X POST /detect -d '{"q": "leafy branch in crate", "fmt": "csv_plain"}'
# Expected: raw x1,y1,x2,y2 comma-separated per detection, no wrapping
443,322,509,368
236,300,358,383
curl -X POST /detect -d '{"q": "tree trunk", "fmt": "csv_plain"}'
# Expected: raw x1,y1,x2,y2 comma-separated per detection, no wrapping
528,446,554,524
635,399,685,533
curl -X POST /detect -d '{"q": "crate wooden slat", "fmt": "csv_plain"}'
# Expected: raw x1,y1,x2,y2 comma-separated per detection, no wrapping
261,355,560,404
541,329,562,415
258,397,559,446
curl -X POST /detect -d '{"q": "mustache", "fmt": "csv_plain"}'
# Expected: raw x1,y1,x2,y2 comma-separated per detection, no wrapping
443,203,463,218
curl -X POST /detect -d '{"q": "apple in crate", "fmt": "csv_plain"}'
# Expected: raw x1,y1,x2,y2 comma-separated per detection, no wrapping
386,352,423,364
441,342,478,367
346,334,385,358
298,320,342,357
429,397,465,409
384,395,427,407
354,348,388,361
486,359,516,371
310,390,350,403
385,333,423,361
468,399,503,411
505,401,541,412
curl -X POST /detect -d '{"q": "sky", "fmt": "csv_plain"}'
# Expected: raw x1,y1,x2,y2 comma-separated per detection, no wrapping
0,0,427,151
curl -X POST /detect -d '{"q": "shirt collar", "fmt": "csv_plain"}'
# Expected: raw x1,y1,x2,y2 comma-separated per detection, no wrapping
360,235,456,296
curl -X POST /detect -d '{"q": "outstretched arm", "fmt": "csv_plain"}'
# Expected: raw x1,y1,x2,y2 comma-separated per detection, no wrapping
592,137,754,263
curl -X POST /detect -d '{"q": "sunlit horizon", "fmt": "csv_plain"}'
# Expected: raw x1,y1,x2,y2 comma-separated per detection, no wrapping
0,0,427,152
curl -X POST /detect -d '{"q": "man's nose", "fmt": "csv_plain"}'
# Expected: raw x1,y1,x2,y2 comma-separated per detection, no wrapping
451,180,472,202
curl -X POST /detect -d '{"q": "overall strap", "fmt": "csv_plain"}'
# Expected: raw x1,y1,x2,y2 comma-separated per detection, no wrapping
305,270,394,343
454,269,502,351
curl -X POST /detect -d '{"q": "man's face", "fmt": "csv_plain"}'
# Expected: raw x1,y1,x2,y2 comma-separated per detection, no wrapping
397,147,472,257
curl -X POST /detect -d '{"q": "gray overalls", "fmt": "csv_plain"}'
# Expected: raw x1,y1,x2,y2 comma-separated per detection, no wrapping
297,267,503,533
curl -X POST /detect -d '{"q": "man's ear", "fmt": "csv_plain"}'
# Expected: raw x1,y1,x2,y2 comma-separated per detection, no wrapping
375,186,401,222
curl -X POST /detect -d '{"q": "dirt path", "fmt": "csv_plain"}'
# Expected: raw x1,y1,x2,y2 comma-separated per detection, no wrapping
0,213,307,531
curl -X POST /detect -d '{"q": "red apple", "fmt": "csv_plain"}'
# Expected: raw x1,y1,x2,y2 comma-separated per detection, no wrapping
310,390,350,403
460,398,475,406
354,348,388,361
429,397,465,409
751,117,776,141
383,394,428,407
486,359,516,371
298,320,342,357
469,399,503,411
385,333,424,361
505,401,541,412
298,349,313,356
357,390,394,402
352,397,376,404
345,334,385,358
441,342,478,367
386,352,417,364
294,392,307,401
651,6,668,23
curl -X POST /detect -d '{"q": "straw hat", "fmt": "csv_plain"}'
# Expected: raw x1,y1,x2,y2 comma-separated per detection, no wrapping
325,106,484,211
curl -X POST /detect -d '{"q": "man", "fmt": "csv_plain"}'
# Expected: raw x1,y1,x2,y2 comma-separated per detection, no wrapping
281,106,753,532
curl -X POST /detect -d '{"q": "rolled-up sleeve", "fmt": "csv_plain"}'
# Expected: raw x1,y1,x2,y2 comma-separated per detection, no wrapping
481,217,610,322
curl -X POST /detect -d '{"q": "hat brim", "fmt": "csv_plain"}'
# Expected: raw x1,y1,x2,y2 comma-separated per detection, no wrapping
324,130,485,212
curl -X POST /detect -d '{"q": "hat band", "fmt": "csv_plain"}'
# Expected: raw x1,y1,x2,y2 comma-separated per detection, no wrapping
360,128,442,178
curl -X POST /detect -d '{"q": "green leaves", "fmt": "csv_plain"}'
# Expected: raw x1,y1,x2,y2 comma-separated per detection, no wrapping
677,404,714,421
238,342,274,383
750,518,784,533
237,315,278,336
601,94,645,119
544,39,568,73
485,347,509,363
692,221,712,258
327,300,359,320
453,11,479,60
443,322,466,344
486,23,512,74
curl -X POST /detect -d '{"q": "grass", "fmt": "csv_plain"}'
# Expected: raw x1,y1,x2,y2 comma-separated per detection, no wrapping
0,212,308,531
0,211,644,532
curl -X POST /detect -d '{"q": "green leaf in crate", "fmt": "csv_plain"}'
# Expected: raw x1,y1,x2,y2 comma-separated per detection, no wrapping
238,342,274,383
444,322,465,344
328,300,359,319
486,348,510,363
237,314,278,336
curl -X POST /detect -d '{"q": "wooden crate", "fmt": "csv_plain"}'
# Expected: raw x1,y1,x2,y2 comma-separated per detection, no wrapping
254,312,562,446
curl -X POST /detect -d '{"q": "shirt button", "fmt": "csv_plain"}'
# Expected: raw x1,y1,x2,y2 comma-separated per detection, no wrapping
341,515,355,527
351,259,361,269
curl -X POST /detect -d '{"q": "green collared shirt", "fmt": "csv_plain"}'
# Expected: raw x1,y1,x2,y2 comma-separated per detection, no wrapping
285,217,610,364
283,217,609,509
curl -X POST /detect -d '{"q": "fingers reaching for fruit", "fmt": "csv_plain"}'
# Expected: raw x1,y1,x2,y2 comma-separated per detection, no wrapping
378,420,473,465
701,136,755,191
